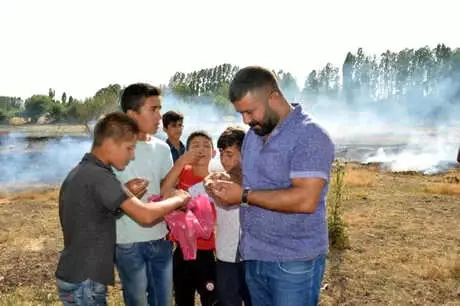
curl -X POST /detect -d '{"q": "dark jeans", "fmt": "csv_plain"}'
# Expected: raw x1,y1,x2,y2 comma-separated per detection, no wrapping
56,278,107,305
173,248,217,306
245,254,326,306
216,260,251,306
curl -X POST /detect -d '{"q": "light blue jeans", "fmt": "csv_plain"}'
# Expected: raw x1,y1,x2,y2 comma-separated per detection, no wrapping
245,254,326,306
115,238,173,306
56,278,107,305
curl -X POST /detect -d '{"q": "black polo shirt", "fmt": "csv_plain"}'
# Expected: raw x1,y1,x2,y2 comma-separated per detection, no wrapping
166,139,185,163
55,153,129,285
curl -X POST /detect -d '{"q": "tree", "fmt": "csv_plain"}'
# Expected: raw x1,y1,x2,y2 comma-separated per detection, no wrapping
24,95,53,122
61,92,67,104
49,103,66,122
342,52,356,103
277,71,300,102
48,88,55,101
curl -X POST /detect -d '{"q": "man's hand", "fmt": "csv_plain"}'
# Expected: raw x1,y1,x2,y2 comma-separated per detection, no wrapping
227,164,242,185
204,172,230,200
210,180,243,206
125,178,149,199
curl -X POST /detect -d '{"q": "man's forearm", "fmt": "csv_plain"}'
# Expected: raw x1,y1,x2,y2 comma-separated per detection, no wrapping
247,187,319,213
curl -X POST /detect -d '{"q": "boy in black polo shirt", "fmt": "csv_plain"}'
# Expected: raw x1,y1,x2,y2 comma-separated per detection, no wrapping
162,110,186,163
55,112,190,305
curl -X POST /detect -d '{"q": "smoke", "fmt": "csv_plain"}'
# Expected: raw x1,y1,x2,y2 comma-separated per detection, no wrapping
0,94,242,190
304,77,460,174
0,134,91,185
1,77,459,192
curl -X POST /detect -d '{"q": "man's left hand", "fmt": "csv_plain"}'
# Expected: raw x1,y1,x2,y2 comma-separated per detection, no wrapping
211,180,243,206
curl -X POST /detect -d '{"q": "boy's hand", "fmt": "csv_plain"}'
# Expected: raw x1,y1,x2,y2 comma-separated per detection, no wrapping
178,150,200,166
171,188,192,209
125,178,149,199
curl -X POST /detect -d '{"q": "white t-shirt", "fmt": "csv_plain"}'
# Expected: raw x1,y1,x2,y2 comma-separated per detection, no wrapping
215,204,241,263
114,137,173,244
189,171,242,263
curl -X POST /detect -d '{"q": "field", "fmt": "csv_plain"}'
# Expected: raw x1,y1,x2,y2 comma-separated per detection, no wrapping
0,124,89,138
0,163,459,305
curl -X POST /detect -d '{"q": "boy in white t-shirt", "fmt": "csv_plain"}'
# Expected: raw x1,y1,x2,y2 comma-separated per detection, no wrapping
214,127,251,306
114,83,175,306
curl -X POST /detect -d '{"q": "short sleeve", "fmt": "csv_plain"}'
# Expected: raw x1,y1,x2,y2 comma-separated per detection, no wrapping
160,143,174,180
93,172,130,213
290,126,335,181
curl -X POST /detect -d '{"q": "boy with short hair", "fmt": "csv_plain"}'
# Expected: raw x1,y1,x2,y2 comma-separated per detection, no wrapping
162,110,185,163
55,112,190,305
162,131,218,306
115,83,176,306
214,126,251,306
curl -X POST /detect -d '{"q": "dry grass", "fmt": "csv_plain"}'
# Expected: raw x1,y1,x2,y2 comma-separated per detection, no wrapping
1,165,460,305
423,183,460,195
321,164,460,305
0,124,88,138
343,164,377,187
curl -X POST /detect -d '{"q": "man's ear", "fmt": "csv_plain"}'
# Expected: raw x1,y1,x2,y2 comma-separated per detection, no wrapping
267,91,280,109
212,149,217,158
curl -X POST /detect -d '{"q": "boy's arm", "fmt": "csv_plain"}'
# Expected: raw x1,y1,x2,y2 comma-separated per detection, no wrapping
120,189,190,226
94,174,190,226
161,150,199,196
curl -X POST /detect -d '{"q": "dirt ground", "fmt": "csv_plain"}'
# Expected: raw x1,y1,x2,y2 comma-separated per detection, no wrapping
0,163,459,305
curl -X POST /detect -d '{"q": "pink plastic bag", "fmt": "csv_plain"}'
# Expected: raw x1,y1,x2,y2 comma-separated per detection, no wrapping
148,194,214,260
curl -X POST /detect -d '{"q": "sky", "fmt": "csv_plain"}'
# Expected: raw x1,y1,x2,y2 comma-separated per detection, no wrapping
1,0,459,100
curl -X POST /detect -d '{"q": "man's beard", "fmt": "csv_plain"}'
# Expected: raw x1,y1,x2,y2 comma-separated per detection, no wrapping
249,109,279,136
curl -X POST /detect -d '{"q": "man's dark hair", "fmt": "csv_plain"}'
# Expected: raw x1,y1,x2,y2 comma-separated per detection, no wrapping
217,126,245,151
186,130,213,150
92,112,139,148
229,66,281,103
120,83,162,113
162,110,184,128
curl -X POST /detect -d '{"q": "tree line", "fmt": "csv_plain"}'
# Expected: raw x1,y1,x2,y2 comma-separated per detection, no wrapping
1,43,459,126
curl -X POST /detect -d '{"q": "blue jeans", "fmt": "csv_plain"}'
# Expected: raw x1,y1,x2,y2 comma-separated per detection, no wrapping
56,278,107,305
115,239,173,306
245,254,326,306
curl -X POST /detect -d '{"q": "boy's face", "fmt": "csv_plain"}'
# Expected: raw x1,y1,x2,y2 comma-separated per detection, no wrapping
188,136,215,167
219,145,241,171
128,96,162,135
106,136,137,171
164,120,183,141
